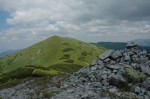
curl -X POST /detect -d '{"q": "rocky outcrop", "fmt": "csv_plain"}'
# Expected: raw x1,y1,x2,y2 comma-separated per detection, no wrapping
52,43,150,99
0,76,62,99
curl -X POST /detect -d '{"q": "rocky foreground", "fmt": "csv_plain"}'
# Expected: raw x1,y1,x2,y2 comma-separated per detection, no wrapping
52,43,150,99
0,43,150,99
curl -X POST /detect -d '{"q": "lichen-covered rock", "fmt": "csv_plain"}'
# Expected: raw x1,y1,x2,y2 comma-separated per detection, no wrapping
109,74,127,88
125,68,146,83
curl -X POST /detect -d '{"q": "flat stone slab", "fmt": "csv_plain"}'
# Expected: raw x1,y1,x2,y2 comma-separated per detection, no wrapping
99,50,114,60
111,50,122,59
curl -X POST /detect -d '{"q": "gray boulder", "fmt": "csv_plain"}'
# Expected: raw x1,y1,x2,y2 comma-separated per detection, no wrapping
91,66,97,71
106,65,120,70
79,77,87,83
134,86,141,94
103,58,111,63
124,54,130,61
99,50,114,60
91,60,97,66
141,78,150,90
140,65,150,76
111,50,122,59
109,74,127,88
146,91,150,97
126,42,137,49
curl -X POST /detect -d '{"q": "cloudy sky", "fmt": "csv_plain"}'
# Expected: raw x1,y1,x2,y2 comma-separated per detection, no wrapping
0,0,150,49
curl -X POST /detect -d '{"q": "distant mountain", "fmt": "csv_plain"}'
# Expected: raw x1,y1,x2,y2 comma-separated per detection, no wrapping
92,42,127,50
130,39,150,47
92,42,150,52
0,50,18,58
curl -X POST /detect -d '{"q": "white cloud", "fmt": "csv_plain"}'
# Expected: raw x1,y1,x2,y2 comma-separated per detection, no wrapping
0,0,150,49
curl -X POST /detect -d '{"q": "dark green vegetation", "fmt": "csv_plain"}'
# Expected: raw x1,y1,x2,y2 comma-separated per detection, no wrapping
0,36,106,89
125,68,146,83
92,42,150,52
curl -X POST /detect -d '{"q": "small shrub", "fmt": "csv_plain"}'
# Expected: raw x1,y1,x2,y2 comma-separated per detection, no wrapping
63,48,74,52
43,91,61,98
78,56,85,61
0,68,34,83
60,54,70,59
100,90,120,99
32,69,59,76
125,68,146,83
64,59,74,63
62,43,69,45
0,79,20,89
81,51,88,56
49,64,82,73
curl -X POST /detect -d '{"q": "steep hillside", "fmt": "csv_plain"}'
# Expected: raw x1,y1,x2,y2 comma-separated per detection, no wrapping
0,36,105,75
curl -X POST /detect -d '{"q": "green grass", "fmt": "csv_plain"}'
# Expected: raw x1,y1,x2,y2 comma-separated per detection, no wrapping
0,68,34,83
0,36,106,75
0,36,106,89
0,79,21,89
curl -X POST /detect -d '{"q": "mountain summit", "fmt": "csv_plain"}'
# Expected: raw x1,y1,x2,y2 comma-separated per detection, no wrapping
0,36,105,75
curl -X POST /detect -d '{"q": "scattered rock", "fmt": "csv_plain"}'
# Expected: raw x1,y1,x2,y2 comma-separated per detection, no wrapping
67,89,74,93
107,65,120,70
111,50,122,59
109,87,118,93
140,65,150,76
134,86,141,94
124,54,130,61
52,43,150,98
140,78,150,90
91,66,97,71
109,74,127,88
146,91,150,97
91,60,97,66
2,43,149,99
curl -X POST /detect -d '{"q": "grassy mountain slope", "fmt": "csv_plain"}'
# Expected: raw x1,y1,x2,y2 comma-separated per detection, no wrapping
0,36,105,75
92,42,150,52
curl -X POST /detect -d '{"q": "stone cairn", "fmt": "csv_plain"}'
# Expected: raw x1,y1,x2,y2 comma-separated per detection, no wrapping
52,42,150,99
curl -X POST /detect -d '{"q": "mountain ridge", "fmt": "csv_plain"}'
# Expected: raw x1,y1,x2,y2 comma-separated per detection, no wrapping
0,36,106,74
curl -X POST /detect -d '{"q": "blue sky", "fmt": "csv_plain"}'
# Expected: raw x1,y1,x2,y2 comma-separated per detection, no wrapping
0,10,11,31
0,0,150,49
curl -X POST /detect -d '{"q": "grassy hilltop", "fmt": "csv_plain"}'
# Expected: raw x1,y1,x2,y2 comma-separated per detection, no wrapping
0,36,106,89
